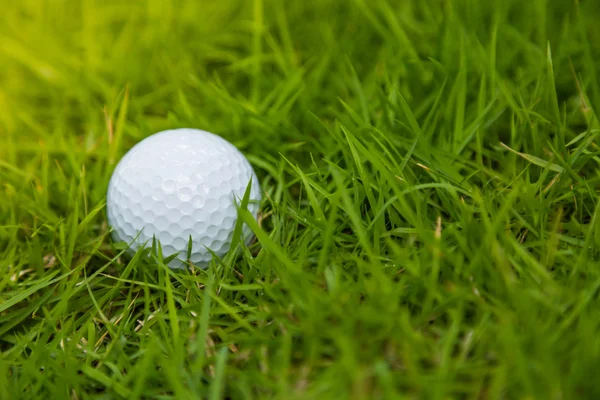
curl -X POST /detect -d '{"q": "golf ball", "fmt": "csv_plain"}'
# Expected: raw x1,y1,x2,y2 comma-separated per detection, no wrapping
106,128,261,268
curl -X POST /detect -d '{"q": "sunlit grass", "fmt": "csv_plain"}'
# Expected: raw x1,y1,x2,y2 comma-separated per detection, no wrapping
2,0,600,398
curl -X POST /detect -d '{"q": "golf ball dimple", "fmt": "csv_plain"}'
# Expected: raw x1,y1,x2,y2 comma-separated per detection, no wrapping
106,128,261,268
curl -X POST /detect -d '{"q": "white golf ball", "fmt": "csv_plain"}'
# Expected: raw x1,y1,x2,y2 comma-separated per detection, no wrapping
106,128,261,268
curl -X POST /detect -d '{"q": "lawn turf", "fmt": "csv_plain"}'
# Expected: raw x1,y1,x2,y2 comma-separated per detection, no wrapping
2,0,600,398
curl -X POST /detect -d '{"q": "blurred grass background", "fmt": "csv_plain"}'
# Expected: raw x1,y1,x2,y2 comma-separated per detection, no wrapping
2,0,600,398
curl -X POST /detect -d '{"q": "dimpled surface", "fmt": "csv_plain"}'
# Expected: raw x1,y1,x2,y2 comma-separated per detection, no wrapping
106,128,261,268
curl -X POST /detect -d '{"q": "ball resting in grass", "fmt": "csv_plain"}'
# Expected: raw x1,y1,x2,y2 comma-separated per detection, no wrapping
106,128,261,268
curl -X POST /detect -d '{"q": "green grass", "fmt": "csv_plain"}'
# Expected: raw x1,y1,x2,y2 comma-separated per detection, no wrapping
2,0,600,398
